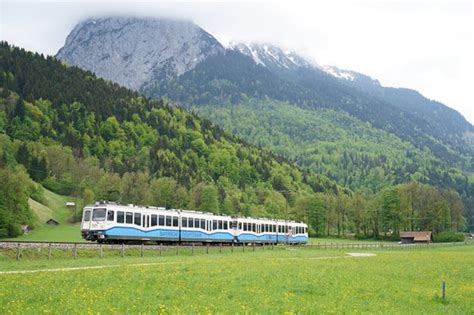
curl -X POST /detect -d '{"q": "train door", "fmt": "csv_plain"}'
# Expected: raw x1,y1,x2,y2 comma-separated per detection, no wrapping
142,214,149,239
81,208,92,231
231,220,239,241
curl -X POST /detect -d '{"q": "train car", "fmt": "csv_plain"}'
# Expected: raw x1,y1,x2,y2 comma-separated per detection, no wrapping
81,202,308,244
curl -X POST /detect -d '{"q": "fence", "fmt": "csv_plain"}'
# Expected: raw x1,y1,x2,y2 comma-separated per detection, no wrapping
0,241,281,260
0,240,471,261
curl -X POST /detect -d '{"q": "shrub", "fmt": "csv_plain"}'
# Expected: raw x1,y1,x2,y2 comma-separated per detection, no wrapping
30,183,46,204
433,231,465,243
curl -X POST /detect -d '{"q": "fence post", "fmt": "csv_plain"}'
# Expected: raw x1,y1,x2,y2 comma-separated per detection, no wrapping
16,243,20,260
74,243,77,260
141,243,144,257
231,242,234,253
160,243,162,256
243,242,245,252
99,243,103,258
206,243,209,254
192,243,195,255
253,242,256,252
48,243,52,260
219,243,222,254
442,281,446,300
121,243,125,258
176,244,179,256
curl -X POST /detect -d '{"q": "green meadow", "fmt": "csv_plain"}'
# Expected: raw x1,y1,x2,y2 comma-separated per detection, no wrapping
0,245,472,314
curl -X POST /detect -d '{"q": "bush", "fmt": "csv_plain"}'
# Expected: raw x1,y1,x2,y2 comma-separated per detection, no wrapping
30,183,47,204
433,231,465,243
42,177,75,195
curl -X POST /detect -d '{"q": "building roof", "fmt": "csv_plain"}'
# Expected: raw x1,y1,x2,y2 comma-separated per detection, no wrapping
400,231,432,241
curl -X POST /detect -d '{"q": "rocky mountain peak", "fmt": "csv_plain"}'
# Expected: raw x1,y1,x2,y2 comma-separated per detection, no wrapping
229,42,316,70
56,16,225,91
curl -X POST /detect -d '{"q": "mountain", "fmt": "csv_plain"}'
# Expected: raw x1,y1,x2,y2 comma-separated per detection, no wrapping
323,65,474,143
56,17,225,91
55,17,473,200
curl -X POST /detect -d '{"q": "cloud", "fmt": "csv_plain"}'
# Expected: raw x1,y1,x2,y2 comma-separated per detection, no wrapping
1,0,472,124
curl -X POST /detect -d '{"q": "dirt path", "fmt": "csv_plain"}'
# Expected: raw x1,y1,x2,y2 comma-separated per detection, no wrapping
0,261,178,275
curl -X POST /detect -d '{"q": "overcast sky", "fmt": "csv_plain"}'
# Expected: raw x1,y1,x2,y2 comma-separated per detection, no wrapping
1,0,473,124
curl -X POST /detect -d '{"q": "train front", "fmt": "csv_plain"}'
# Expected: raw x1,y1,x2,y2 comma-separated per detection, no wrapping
81,205,110,241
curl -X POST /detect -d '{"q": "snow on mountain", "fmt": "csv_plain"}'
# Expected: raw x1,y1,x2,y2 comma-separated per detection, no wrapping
229,42,316,70
322,65,356,81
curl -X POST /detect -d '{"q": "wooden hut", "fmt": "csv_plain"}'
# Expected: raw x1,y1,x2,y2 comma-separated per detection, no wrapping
46,218,59,226
400,231,432,244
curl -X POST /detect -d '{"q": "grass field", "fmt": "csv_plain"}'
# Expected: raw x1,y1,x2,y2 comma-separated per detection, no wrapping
0,245,472,314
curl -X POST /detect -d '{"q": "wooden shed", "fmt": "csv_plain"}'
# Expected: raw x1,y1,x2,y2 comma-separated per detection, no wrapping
400,231,432,244
46,218,59,226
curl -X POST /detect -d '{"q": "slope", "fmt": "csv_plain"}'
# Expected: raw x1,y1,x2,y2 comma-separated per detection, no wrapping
15,188,82,242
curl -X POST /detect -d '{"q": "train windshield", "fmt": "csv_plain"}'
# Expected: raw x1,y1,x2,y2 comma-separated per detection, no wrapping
92,208,107,221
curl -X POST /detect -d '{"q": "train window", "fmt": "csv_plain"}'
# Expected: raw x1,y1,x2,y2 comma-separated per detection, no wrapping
200,219,205,229
224,221,228,230
213,220,217,230
126,212,133,224
107,210,114,222
252,223,256,232
218,220,223,230
117,211,124,223
159,215,164,226
151,214,157,227
189,218,194,228
84,210,91,222
238,222,242,230
173,216,178,227
166,216,171,227
182,217,188,228
243,223,247,231
134,213,141,226
92,208,106,221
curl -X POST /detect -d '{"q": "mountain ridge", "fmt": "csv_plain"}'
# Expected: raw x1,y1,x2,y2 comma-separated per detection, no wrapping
54,16,474,198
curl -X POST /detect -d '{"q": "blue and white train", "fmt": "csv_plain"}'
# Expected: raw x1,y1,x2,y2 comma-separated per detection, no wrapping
81,202,308,244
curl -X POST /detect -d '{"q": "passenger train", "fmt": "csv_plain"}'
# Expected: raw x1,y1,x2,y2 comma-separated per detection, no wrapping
81,202,308,244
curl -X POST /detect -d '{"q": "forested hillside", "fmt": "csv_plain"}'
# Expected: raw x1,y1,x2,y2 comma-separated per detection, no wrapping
144,50,473,171
0,42,344,237
0,42,471,239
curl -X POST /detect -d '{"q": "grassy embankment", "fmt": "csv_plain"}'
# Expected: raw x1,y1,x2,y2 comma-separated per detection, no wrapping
10,187,82,242
0,245,472,314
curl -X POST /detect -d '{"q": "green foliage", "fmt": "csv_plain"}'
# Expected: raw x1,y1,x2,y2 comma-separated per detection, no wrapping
0,166,35,237
433,231,465,243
